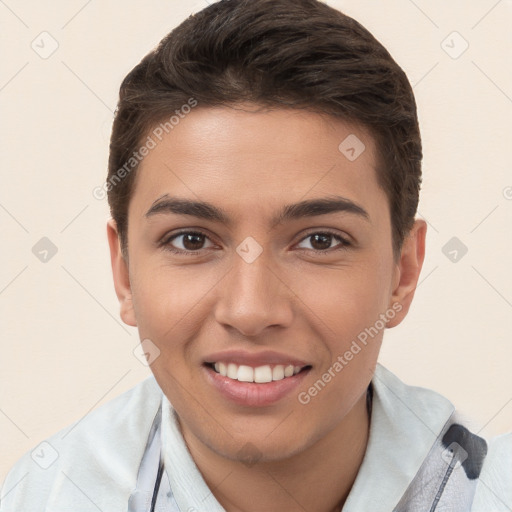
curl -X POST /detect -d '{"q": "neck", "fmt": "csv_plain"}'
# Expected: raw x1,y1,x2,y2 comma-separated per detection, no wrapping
180,389,371,512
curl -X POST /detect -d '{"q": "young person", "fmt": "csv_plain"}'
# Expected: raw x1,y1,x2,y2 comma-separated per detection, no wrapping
1,1,510,510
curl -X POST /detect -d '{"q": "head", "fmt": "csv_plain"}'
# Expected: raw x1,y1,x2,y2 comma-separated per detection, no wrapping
106,0,426,463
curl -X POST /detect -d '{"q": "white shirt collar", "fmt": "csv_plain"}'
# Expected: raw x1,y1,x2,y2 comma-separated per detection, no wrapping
161,395,226,511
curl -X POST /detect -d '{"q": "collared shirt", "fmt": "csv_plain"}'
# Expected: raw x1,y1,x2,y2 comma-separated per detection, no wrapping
1,364,510,511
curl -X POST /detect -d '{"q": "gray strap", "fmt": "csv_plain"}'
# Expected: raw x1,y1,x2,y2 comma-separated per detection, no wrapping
127,402,181,512
128,404,163,512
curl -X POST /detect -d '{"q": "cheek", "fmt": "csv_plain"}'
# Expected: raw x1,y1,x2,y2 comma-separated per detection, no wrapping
130,262,216,339
292,259,392,336
294,266,388,420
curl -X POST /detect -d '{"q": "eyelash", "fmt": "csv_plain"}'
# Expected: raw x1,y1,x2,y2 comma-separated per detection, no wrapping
159,229,352,256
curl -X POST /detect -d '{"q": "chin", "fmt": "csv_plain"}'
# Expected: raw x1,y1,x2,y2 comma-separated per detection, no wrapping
209,430,314,466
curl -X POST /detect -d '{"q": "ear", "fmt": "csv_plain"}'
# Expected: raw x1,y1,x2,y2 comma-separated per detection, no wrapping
386,218,427,328
106,218,137,327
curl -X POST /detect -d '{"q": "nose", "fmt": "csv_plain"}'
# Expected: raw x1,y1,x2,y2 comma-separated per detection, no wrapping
213,249,294,338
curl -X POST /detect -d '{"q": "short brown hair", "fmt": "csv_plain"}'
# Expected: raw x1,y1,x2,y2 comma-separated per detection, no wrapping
107,0,422,260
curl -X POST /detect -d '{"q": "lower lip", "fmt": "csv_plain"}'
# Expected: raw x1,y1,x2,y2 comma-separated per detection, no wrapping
203,365,311,407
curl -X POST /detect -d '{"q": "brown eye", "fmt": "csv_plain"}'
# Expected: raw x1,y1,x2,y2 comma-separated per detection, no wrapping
180,233,207,250
296,231,351,253
309,233,334,251
162,231,214,254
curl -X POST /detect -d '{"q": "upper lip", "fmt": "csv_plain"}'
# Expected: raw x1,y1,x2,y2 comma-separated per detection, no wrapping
204,349,310,368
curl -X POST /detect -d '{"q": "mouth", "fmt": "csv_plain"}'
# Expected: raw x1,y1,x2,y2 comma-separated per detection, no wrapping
203,360,312,407
205,361,310,383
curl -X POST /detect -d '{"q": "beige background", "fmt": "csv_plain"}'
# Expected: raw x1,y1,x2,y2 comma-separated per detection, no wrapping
1,0,511,484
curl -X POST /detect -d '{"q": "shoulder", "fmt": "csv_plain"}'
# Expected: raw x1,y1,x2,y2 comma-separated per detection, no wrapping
371,365,511,511
0,376,163,512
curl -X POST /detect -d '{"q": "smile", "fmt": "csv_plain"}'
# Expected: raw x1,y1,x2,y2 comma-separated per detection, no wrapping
210,362,306,383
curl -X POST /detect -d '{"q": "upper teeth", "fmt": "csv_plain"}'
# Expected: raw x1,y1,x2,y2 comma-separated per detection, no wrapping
213,362,303,383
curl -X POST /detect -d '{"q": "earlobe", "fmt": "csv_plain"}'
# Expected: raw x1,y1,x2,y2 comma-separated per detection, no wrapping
386,219,427,328
106,219,137,327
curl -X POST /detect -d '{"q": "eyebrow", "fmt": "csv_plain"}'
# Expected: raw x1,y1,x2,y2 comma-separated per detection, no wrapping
145,194,370,227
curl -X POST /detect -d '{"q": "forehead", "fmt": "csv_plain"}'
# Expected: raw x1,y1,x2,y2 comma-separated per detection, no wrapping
129,105,387,223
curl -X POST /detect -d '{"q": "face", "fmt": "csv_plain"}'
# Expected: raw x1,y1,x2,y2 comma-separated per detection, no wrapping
108,104,425,463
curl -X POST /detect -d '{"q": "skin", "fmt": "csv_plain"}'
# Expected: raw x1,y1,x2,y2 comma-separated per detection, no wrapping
107,104,426,512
